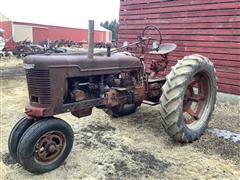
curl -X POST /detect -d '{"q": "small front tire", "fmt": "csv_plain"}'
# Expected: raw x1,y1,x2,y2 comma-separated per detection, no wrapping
17,117,74,174
8,117,34,161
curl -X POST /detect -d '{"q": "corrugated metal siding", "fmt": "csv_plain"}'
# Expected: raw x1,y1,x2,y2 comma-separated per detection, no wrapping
47,26,88,42
47,27,111,42
13,24,33,42
32,27,49,42
13,22,112,43
106,31,112,42
95,31,105,42
94,31,112,42
118,0,240,95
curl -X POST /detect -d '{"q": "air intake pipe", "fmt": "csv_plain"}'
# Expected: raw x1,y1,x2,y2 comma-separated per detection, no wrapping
88,20,94,59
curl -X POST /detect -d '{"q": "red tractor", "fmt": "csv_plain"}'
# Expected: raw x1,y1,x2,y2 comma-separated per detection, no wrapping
8,22,217,173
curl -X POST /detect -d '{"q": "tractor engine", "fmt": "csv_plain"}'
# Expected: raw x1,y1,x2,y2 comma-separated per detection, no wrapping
23,53,145,118
66,70,144,117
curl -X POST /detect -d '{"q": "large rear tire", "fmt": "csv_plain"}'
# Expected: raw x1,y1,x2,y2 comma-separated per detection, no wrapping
159,54,217,142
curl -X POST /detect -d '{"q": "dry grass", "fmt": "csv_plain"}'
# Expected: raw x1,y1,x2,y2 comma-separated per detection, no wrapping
0,57,239,179
0,57,23,69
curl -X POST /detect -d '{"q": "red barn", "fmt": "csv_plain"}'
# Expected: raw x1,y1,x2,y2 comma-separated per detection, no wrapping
0,13,112,43
118,0,240,95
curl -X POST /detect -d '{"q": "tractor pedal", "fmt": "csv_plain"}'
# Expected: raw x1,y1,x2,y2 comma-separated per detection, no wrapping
143,100,159,106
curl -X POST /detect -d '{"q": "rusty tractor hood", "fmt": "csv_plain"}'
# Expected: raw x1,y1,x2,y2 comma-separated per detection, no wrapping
23,53,142,71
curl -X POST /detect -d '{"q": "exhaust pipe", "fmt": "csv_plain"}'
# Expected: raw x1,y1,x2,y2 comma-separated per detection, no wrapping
88,20,94,59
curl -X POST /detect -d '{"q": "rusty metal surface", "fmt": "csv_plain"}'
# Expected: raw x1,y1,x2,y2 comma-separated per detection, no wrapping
34,131,66,164
71,108,93,118
88,20,94,59
24,54,142,73
134,86,145,106
183,73,208,125
25,103,53,118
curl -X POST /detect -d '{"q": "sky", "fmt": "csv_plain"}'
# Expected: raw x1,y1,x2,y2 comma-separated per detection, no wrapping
0,0,120,29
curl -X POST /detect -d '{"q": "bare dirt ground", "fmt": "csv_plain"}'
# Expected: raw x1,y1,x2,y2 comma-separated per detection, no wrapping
0,57,240,179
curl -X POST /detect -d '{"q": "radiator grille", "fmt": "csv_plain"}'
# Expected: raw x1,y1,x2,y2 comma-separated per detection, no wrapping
25,69,51,105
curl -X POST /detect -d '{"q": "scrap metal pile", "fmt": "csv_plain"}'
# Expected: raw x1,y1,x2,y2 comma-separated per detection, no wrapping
12,40,84,58
0,38,116,58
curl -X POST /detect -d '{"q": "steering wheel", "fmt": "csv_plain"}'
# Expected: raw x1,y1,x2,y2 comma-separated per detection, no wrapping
141,25,162,50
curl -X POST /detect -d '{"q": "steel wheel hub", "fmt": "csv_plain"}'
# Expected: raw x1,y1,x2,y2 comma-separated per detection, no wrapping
183,73,208,126
34,131,66,164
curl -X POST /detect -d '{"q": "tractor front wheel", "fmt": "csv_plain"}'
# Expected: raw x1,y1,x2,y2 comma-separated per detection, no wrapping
17,117,74,174
8,117,34,161
160,54,217,142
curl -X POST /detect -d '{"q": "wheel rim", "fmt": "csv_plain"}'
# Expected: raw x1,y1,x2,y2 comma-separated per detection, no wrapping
183,72,210,128
34,131,66,164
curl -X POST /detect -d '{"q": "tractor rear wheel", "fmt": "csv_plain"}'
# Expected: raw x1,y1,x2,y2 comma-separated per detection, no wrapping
8,117,34,161
159,54,217,142
17,117,74,174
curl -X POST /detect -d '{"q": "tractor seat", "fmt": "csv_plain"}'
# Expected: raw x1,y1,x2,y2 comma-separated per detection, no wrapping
148,43,177,55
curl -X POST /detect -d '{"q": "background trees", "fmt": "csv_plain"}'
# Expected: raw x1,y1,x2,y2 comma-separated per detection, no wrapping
100,19,119,42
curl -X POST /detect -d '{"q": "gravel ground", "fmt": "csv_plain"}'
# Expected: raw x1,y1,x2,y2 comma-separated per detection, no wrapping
0,58,239,179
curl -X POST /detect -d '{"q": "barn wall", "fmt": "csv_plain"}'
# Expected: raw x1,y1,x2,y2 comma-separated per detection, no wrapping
94,31,112,42
47,26,87,42
118,0,240,95
13,22,111,43
47,27,111,42
32,27,49,42
106,31,112,42
13,24,33,42
95,31,105,42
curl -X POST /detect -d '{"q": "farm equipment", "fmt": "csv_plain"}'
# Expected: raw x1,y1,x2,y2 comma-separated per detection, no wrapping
14,40,45,58
13,39,70,58
8,21,217,173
